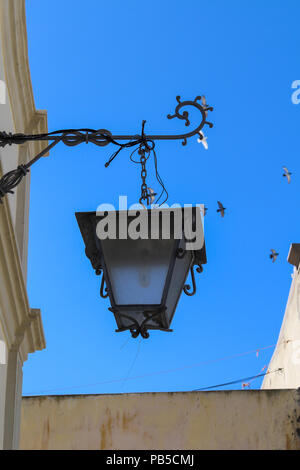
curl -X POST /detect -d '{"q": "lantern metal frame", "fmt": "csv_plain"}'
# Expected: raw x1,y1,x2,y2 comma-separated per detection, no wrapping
76,207,206,338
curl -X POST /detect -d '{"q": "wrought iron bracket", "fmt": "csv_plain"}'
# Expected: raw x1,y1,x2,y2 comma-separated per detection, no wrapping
0,95,213,203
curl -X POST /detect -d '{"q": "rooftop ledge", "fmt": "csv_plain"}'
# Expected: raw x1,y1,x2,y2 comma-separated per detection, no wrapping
288,243,300,268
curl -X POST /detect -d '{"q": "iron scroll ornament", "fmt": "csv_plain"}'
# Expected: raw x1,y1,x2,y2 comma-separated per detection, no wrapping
183,263,204,297
109,307,173,339
0,95,213,203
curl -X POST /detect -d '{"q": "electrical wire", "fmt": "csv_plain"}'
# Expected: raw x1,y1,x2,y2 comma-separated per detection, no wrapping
192,368,283,391
22,340,285,396
120,338,142,391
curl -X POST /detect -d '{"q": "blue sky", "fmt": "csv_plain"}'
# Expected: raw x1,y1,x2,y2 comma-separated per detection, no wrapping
23,0,300,395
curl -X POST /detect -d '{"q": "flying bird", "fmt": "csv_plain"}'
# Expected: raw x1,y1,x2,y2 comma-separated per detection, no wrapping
147,187,157,205
202,95,208,117
217,201,226,217
197,131,208,149
282,166,292,184
242,382,251,390
270,249,279,263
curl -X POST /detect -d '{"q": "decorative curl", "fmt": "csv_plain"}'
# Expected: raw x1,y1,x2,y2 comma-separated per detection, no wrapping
183,263,204,296
167,95,213,145
100,274,109,299
60,129,113,147
112,308,169,339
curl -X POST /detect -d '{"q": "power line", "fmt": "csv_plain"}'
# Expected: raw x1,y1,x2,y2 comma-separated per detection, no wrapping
193,368,283,391
22,340,285,396
121,338,142,390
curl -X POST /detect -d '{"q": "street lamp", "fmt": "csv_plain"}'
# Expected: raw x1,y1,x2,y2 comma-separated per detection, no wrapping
76,207,206,338
0,95,212,338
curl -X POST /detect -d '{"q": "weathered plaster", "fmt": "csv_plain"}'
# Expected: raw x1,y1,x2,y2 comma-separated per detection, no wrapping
21,390,300,450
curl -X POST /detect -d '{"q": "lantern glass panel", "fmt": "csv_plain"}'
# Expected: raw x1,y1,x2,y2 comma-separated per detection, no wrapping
164,239,193,326
101,238,176,306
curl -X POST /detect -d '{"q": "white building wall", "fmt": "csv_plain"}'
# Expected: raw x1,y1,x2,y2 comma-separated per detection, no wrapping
0,0,47,449
262,244,300,389
0,328,7,448
0,7,20,448
0,21,18,226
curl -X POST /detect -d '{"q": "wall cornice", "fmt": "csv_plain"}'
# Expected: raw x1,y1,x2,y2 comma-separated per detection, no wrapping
0,0,48,155
0,0,47,361
0,197,45,363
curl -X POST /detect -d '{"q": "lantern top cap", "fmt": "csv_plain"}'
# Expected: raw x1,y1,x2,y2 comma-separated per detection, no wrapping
76,206,206,273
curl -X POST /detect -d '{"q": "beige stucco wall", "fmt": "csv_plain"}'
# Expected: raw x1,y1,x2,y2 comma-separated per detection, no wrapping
20,390,300,450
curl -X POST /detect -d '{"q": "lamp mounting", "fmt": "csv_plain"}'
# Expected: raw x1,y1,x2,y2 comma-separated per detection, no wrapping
0,95,213,204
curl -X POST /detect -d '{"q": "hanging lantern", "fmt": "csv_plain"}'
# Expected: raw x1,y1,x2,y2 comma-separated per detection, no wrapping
76,206,206,338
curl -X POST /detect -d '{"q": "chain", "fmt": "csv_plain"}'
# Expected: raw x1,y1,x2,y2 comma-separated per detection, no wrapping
138,145,149,205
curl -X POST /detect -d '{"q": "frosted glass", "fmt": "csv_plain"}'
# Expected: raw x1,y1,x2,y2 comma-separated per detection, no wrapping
101,238,175,305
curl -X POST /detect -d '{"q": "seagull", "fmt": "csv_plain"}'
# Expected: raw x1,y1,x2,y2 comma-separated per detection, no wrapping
197,131,208,149
270,249,279,263
147,187,156,204
283,166,292,183
217,201,226,217
202,95,208,117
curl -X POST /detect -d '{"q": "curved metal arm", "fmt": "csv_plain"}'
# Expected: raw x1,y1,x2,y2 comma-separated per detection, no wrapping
0,95,213,149
0,95,213,203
